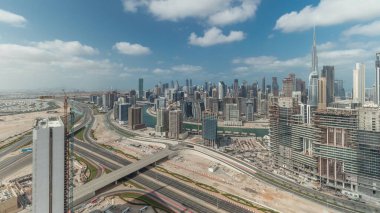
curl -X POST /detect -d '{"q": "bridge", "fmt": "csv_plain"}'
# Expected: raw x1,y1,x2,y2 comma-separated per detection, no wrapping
73,149,173,206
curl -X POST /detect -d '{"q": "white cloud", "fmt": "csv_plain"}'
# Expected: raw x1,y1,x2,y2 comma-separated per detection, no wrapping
317,41,335,51
122,0,260,26
113,42,151,55
152,68,171,75
233,55,308,71
0,9,26,27
34,40,98,56
343,20,380,37
171,64,202,73
208,0,260,26
0,40,122,89
189,27,245,47
275,0,380,32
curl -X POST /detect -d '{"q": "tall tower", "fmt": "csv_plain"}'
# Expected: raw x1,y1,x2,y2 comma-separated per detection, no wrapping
138,78,144,100
33,117,65,213
353,63,366,104
218,81,225,100
272,77,279,96
321,66,335,105
318,77,327,110
262,77,266,94
308,27,319,106
233,79,239,97
376,53,380,106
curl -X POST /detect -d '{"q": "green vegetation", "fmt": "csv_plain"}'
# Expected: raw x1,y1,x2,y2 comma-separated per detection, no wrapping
75,155,98,182
120,192,174,213
99,144,139,160
222,193,278,213
90,129,97,140
195,182,219,193
104,168,112,174
75,128,85,141
170,173,193,183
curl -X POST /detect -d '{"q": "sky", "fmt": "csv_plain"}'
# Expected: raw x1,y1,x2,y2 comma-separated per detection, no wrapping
1,0,380,91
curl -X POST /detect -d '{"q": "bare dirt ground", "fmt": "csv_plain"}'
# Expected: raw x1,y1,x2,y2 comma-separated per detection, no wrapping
92,114,163,159
160,149,340,213
0,100,63,142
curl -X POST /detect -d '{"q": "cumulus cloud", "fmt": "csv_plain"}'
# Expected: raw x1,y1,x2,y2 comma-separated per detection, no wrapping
0,9,26,27
208,0,260,26
171,64,202,73
275,0,380,32
0,40,122,89
343,20,380,37
189,27,245,47
122,0,260,26
34,40,98,56
113,42,151,55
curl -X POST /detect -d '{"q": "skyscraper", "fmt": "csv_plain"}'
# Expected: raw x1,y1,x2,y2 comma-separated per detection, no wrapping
218,81,226,100
233,79,239,97
308,28,319,106
308,27,319,106
321,66,335,105
246,99,254,121
376,53,380,106
155,108,169,135
118,103,131,124
334,80,345,99
353,63,366,104
318,77,327,110
128,106,144,130
202,112,218,147
282,75,294,97
272,77,279,96
138,78,144,100
33,117,65,213
168,110,183,139
261,77,266,94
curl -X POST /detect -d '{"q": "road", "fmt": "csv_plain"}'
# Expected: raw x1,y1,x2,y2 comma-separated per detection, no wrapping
0,135,32,159
84,109,254,213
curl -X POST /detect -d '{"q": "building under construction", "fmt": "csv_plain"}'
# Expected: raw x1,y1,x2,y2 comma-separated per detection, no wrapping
269,97,380,200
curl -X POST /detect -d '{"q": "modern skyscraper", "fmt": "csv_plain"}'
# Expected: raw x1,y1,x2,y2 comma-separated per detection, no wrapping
233,79,239,97
168,110,183,139
272,77,279,96
334,80,345,99
155,108,169,135
261,77,266,94
128,106,144,130
282,75,294,97
318,77,327,110
246,99,254,121
33,117,65,213
138,78,144,100
308,27,319,106
321,66,335,105
218,81,226,100
202,112,218,147
353,63,366,104
118,103,131,124
376,53,380,106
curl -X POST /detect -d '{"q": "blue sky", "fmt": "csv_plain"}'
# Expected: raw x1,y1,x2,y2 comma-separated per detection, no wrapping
1,0,380,91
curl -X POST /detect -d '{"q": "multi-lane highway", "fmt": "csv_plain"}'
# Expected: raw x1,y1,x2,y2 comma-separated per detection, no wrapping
0,135,32,159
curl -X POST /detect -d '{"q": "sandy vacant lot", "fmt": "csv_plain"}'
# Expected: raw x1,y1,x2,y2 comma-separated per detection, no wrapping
0,100,63,142
160,149,339,213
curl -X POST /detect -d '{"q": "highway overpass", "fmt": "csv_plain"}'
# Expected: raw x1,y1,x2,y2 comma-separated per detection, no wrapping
73,148,173,206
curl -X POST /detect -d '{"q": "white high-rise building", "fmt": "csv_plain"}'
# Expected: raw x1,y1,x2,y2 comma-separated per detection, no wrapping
218,81,225,100
375,53,380,106
32,117,65,213
353,63,366,104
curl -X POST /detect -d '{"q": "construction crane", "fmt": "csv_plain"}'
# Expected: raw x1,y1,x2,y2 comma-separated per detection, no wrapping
63,91,75,213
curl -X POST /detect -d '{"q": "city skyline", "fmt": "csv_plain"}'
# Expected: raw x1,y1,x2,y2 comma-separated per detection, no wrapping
1,1,380,90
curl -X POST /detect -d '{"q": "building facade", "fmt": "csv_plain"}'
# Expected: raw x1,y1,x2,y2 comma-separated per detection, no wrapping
33,117,65,213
